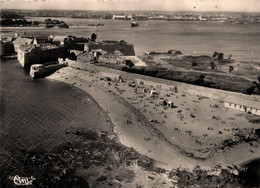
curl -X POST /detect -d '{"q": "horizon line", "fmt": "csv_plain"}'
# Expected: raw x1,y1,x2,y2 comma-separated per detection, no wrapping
2,8,260,14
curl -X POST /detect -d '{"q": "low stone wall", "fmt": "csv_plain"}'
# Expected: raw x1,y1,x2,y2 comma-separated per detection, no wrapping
99,71,121,81
66,60,260,102
86,43,135,56
98,55,123,64
136,79,173,90
136,78,260,102
77,52,92,63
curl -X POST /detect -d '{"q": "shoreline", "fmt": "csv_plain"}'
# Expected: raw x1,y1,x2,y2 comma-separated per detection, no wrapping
48,68,197,170
1,58,259,187
1,59,178,187
47,60,260,171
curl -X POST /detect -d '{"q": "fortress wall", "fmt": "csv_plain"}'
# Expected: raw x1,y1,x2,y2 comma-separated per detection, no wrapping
86,44,135,56
68,59,133,80
26,53,41,67
136,79,172,90
99,71,121,81
69,43,85,51
0,42,15,56
20,47,64,67
39,48,64,63
17,50,25,67
67,60,260,102
98,56,123,64
137,78,259,102
77,52,92,62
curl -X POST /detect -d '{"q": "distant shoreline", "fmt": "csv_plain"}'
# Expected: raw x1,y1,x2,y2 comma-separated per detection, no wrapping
1,18,260,62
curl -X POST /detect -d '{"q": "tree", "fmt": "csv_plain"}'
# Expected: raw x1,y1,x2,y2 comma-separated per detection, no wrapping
246,76,260,95
91,33,97,42
229,65,234,73
192,61,198,66
253,76,260,92
210,62,216,69
199,74,205,81
119,40,126,44
246,86,256,95
194,74,206,85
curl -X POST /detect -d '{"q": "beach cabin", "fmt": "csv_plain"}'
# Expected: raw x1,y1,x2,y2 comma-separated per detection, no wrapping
160,99,167,106
150,90,159,96
167,101,174,108
224,96,260,116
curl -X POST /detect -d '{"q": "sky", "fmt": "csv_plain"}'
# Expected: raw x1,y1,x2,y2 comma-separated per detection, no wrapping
1,0,260,12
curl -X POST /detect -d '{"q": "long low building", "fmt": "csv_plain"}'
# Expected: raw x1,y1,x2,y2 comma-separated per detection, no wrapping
224,96,260,116
112,14,132,20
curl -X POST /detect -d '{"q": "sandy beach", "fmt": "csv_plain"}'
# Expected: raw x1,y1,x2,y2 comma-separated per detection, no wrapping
48,60,260,173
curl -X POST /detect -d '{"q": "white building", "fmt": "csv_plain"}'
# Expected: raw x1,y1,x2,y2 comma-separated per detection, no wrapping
112,14,132,20
199,15,208,21
224,96,260,116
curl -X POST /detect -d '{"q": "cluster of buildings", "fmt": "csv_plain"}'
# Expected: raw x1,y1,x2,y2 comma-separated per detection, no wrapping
111,12,260,23
0,33,145,69
1,35,66,67
76,41,147,67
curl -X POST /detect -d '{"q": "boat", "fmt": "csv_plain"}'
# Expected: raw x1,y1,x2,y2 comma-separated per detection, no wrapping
87,23,104,26
59,22,69,28
46,23,55,28
30,61,67,78
131,21,139,27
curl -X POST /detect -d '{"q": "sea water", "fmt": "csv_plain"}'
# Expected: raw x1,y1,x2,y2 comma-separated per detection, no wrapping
1,18,260,62
0,59,111,185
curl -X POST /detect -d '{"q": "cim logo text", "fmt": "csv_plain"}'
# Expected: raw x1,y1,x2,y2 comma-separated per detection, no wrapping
9,175,36,186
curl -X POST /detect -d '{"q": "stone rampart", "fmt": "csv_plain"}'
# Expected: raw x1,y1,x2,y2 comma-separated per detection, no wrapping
18,47,64,67
67,60,260,102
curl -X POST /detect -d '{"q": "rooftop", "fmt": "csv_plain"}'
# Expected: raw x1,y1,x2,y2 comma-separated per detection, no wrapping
13,37,33,45
87,43,135,56
66,36,89,43
19,44,61,52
